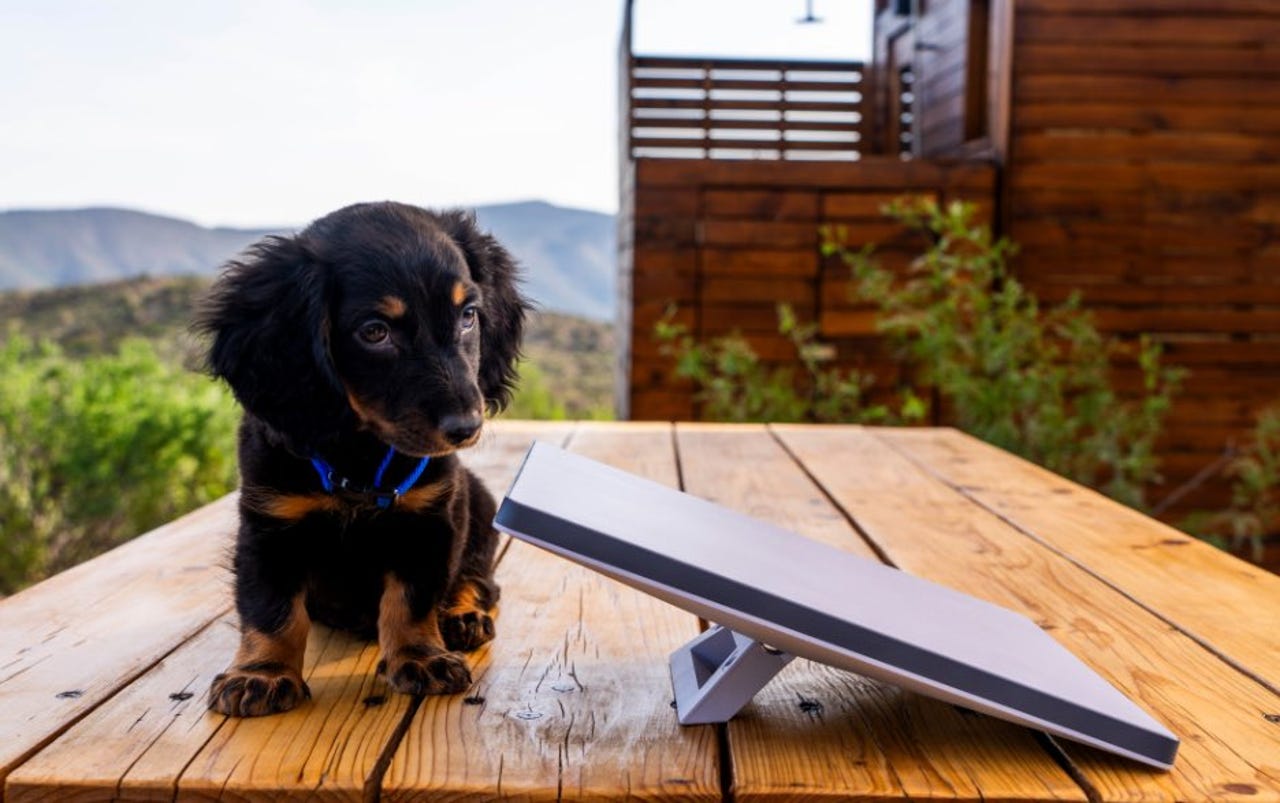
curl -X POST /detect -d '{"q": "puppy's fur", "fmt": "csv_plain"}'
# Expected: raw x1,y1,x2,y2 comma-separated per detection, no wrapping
198,202,526,717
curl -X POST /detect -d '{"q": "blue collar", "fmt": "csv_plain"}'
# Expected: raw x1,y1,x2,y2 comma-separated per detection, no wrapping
309,444,430,509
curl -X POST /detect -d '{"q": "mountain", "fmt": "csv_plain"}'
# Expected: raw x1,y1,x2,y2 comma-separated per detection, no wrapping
0,201,616,320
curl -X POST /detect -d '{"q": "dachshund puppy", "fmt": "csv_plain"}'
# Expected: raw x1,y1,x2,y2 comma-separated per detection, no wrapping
198,202,526,717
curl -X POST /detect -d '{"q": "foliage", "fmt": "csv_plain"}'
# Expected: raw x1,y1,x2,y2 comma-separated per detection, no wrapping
654,304,925,424
514,311,616,420
825,197,1183,509
0,333,239,593
1183,409,1280,561
504,358,612,421
0,277,622,592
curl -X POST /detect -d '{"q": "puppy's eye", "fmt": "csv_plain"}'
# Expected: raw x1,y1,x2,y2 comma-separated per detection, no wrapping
459,304,479,333
356,320,390,346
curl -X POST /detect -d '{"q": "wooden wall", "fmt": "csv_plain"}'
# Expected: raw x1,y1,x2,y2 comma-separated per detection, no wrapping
872,0,1006,159
620,158,996,420
1004,0,1280,514
619,0,1280,527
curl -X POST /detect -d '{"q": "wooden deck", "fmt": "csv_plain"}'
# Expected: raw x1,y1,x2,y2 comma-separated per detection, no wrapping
2,421,1279,801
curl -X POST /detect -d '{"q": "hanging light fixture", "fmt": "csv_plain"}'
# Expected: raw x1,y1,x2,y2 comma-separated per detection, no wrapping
796,0,823,24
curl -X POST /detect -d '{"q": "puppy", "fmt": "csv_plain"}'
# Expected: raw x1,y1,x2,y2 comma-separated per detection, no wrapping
198,201,526,717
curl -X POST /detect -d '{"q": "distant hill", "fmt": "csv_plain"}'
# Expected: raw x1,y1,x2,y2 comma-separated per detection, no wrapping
0,201,616,320
0,275,616,417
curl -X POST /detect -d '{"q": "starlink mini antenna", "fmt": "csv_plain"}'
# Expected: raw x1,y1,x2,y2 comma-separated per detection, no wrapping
494,442,1180,770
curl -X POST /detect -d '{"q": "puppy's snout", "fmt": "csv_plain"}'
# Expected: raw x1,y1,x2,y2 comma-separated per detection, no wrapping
439,412,482,446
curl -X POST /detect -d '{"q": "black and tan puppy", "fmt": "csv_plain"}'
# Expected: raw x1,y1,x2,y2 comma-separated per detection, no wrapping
198,201,526,717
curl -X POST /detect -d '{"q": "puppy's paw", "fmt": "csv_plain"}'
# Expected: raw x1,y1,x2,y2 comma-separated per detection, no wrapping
379,645,471,695
208,663,310,717
441,607,496,652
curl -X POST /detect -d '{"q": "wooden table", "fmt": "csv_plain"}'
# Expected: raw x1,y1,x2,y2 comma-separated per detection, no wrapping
2,422,1279,802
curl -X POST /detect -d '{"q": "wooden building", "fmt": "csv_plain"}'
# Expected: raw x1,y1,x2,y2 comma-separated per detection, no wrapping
617,0,1280,517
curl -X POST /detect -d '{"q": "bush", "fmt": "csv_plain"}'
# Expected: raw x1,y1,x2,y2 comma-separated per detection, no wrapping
0,334,239,593
655,304,925,424
652,197,1182,511
1183,409,1280,561
503,359,613,420
826,197,1183,508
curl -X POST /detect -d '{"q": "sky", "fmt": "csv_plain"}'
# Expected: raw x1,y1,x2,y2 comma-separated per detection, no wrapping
0,1,871,228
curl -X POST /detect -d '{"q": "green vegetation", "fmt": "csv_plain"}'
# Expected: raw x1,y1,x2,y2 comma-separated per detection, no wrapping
656,304,924,424
657,197,1182,511
506,312,615,420
0,334,239,593
0,276,615,592
1183,409,1280,562
833,198,1182,509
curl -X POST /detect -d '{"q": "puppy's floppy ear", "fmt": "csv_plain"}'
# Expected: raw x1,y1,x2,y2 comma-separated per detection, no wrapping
197,235,348,452
439,210,530,412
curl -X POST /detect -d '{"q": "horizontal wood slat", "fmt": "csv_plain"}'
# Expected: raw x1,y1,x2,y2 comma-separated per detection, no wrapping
626,54,866,160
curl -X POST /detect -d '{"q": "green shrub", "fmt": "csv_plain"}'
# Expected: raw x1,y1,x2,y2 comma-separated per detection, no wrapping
0,334,239,592
1183,409,1279,561
652,197,1182,510
655,303,924,424
826,197,1182,509
504,359,613,421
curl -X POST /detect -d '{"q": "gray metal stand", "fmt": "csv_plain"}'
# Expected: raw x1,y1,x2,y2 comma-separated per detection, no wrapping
669,625,795,725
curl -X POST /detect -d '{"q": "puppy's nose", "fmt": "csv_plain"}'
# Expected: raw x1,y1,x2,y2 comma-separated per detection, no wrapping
439,412,482,445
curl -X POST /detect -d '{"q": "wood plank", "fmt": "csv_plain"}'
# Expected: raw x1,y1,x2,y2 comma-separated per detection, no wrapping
632,98,863,114
1013,102,1280,135
1017,0,1280,12
1017,13,1280,45
700,220,819,248
633,56,863,73
822,191,928,219
146,422,571,802
175,624,409,801
1015,74,1280,107
878,427,1280,694
0,496,237,790
6,616,236,802
632,137,860,154
701,277,813,305
381,422,720,801
635,158,995,191
637,118,861,134
775,425,1280,801
1017,43,1280,76
633,77,863,93
674,424,1086,802
701,248,818,277
1092,308,1280,334
702,190,819,221
1014,131,1280,164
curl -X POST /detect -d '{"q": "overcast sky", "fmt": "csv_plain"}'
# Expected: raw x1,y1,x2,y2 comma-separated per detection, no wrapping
0,1,871,227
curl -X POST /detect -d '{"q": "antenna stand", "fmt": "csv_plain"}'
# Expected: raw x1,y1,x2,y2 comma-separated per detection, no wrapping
669,625,795,724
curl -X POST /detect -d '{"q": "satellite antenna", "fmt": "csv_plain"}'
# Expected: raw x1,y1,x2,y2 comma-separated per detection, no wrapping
495,442,1180,770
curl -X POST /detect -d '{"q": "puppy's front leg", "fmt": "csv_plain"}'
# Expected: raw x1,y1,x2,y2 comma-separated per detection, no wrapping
378,574,471,695
209,591,311,717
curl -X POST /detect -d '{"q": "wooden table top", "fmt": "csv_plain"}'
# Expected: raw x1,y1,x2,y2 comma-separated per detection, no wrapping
2,421,1278,802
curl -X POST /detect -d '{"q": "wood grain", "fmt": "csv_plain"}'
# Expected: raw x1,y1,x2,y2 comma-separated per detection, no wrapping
775,425,1280,801
174,421,577,801
0,496,236,790
5,615,236,802
1,421,574,802
674,423,1086,801
877,427,1280,694
381,422,720,801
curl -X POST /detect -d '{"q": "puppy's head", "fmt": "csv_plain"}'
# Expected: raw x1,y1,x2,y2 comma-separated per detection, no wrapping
198,202,527,456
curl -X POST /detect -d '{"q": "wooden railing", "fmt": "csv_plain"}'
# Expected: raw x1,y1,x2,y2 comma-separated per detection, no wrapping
624,55,867,161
